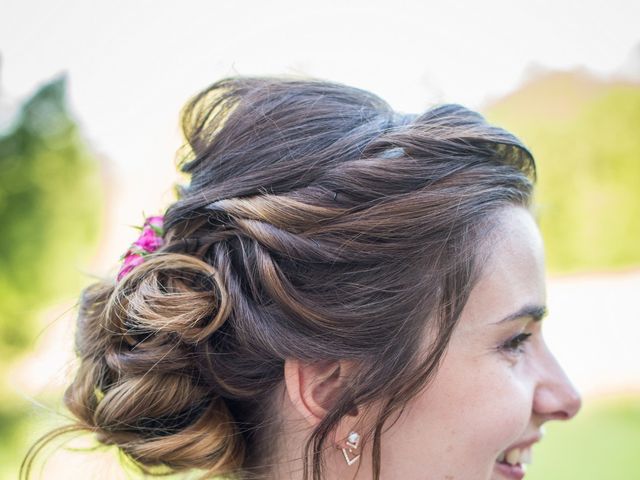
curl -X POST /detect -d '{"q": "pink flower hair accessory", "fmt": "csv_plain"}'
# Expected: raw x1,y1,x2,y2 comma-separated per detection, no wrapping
117,214,165,281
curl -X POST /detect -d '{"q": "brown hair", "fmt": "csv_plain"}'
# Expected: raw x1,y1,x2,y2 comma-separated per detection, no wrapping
22,75,536,480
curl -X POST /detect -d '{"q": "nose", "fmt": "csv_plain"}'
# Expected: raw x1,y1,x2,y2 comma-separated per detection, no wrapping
533,344,582,422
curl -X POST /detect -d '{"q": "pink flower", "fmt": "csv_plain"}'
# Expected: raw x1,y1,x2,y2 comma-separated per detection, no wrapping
116,214,165,281
117,253,145,281
145,216,164,230
134,227,164,251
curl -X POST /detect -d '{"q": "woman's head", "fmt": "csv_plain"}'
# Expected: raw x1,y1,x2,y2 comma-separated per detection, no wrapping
24,76,580,480
305,204,581,479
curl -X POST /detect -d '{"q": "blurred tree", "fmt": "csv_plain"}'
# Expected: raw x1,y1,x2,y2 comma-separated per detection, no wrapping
484,69,640,274
0,74,103,479
0,74,103,359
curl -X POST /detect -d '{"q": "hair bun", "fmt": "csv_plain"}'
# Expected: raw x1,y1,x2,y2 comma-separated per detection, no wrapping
60,251,244,476
110,252,231,344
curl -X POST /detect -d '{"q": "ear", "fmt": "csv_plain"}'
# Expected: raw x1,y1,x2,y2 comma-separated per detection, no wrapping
283,358,359,427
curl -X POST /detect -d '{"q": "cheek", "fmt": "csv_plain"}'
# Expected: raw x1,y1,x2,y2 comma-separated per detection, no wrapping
380,358,533,479
455,365,532,453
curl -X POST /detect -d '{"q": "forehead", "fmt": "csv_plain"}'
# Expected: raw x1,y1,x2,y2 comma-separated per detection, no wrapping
459,206,547,330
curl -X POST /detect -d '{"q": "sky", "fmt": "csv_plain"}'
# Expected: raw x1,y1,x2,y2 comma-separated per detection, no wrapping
1,0,639,268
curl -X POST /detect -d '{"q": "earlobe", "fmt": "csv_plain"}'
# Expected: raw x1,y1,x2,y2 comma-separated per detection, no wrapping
283,358,356,426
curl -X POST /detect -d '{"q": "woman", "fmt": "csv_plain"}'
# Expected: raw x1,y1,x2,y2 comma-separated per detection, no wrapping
23,76,581,480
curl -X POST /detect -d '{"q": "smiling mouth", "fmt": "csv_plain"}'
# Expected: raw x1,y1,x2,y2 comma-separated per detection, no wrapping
494,446,531,479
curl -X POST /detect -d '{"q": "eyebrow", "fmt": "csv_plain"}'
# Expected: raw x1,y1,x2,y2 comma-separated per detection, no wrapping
493,304,548,325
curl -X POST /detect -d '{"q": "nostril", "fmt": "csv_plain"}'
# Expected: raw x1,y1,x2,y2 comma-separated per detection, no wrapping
533,381,583,421
556,388,583,421
552,411,570,421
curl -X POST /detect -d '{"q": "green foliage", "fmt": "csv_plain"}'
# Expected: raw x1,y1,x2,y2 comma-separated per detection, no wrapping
0,74,103,358
484,71,640,274
0,397,35,480
0,75,103,479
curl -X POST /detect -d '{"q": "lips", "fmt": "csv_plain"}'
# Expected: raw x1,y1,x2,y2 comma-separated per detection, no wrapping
495,446,530,480
494,433,542,479
495,459,526,479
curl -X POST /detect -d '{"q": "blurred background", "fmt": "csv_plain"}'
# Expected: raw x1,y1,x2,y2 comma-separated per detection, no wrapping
1,1,639,478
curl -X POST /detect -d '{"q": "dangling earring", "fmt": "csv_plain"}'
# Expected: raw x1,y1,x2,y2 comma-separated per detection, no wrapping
341,431,361,466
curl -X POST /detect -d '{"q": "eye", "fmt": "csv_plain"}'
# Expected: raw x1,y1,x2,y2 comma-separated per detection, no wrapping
500,332,532,354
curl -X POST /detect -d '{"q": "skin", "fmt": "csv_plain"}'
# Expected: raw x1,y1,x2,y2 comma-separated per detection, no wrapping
279,205,582,480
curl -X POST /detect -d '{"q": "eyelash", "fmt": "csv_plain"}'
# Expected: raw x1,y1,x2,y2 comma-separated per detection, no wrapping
501,332,532,354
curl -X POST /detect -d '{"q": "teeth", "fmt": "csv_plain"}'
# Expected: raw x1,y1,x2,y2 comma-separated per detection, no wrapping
505,448,521,465
498,446,534,466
